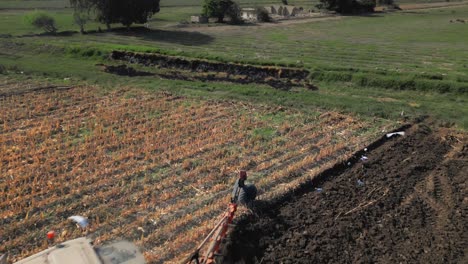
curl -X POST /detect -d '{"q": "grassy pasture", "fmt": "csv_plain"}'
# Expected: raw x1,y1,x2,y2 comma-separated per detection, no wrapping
2,4,467,76
0,3,467,127
0,0,68,9
0,0,462,9
0,1,467,263
0,0,318,9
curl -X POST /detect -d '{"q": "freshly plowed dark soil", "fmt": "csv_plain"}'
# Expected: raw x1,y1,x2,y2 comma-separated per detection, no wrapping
224,123,468,263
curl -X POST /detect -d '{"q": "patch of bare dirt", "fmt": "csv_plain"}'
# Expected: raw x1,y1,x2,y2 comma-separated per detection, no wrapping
224,123,467,263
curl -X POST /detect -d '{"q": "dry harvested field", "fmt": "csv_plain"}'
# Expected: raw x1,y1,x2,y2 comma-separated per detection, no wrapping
0,83,393,263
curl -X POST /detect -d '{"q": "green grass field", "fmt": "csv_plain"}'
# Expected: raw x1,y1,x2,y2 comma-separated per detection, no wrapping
0,0,317,9
0,0,461,9
0,1,467,128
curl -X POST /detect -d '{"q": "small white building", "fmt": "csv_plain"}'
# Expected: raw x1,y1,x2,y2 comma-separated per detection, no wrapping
241,8,256,20
190,15,208,23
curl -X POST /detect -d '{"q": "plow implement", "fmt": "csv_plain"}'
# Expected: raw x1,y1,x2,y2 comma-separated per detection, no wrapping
185,170,256,264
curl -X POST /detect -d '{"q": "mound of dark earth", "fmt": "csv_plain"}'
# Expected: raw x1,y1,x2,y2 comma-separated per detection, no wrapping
110,51,309,80
224,124,467,263
102,64,152,76
109,51,318,91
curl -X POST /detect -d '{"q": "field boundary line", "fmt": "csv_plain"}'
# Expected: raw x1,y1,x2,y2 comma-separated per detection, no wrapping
0,85,74,97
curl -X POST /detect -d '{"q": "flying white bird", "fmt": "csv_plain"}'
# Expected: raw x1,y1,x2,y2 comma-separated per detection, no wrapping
386,131,405,138
68,215,89,228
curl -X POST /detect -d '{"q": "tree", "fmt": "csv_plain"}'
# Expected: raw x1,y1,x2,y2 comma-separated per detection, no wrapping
70,0,91,33
256,7,272,22
316,0,376,14
202,0,236,23
377,0,400,9
225,1,243,24
357,0,376,12
24,11,57,33
120,0,161,28
70,0,160,29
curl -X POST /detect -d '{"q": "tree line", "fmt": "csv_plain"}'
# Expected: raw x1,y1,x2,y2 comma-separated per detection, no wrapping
26,0,384,34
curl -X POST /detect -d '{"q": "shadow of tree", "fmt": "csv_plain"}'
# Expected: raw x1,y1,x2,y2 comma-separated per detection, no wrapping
17,26,214,46
17,31,76,38
343,12,385,18
110,27,215,46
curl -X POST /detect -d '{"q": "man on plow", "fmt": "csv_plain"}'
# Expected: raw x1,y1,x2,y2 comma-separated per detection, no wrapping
185,170,257,264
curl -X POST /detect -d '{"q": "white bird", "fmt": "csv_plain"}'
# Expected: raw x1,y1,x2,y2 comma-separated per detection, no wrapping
68,215,89,228
386,131,405,138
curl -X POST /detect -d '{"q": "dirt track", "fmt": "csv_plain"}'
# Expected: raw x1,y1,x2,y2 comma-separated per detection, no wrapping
224,123,467,263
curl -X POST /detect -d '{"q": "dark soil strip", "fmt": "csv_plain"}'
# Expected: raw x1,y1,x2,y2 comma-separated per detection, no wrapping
102,64,315,91
223,123,467,263
108,52,317,90
110,51,309,80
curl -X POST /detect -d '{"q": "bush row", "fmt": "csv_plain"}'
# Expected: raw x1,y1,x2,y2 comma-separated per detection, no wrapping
309,71,468,94
65,47,108,59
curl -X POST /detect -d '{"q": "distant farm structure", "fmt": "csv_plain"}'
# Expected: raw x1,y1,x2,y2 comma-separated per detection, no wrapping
190,15,208,23
238,5,305,22
191,2,310,24
241,8,256,20
265,5,301,17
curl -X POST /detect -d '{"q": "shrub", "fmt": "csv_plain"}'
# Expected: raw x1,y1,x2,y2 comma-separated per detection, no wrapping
70,0,92,33
357,0,376,13
377,0,401,9
24,11,57,33
71,0,160,29
256,7,272,22
308,71,352,82
309,70,467,94
73,12,89,34
226,1,243,24
203,0,235,23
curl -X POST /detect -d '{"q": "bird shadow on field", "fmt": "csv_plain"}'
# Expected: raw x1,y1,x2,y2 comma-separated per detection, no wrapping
111,27,215,46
